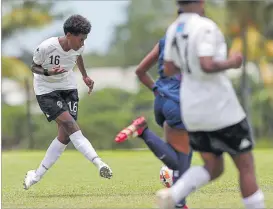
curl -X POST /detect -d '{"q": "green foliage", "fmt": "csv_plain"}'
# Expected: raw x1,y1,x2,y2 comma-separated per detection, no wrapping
77,89,136,149
2,79,272,150
2,1,64,84
84,0,176,67
2,1,63,40
251,87,273,138
2,86,164,150
2,56,32,83
1,104,28,148
31,114,57,149
226,0,272,34
76,87,161,150
84,1,273,68
232,75,273,140
2,0,272,150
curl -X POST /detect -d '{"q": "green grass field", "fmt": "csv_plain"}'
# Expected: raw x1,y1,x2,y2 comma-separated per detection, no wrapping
2,149,273,208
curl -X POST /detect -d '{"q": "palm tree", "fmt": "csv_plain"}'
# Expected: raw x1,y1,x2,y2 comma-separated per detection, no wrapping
2,1,66,149
226,0,273,82
226,0,273,140
2,0,64,83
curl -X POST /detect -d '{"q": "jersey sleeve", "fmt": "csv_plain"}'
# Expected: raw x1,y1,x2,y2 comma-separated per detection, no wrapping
33,43,47,65
77,45,85,55
196,22,217,57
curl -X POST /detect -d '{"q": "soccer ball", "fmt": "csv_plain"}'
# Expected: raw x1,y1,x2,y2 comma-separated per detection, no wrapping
159,165,173,188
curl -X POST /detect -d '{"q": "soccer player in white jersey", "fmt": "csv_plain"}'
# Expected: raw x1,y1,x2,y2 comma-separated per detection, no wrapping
23,15,113,190
156,1,266,209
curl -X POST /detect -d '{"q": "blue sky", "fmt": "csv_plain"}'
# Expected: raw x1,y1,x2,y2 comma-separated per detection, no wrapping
3,1,130,56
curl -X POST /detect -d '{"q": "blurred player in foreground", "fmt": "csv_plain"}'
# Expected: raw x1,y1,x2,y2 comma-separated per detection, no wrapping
156,1,265,209
115,8,191,209
24,15,113,190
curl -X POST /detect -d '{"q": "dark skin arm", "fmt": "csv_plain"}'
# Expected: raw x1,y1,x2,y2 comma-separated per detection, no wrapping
31,62,45,74
76,55,87,77
77,55,94,94
163,53,242,75
200,52,243,73
135,43,159,91
31,61,66,75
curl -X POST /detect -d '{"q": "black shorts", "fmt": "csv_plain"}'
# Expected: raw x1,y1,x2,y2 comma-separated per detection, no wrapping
188,118,254,156
36,89,79,122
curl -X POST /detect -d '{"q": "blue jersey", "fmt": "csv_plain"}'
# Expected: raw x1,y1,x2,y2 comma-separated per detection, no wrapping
155,37,181,103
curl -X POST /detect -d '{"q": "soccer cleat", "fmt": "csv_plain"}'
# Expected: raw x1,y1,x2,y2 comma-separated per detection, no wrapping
98,162,113,179
23,170,41,190
176,204,189,209
115,116,148,143
156,188,176,209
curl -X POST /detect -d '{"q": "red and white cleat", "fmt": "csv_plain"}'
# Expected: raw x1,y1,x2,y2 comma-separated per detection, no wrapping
115,116,148,143
177,204,189,209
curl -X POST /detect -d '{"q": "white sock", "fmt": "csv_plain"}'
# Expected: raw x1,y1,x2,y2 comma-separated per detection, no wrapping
35,138,67,178
243,189,265,209
69,130,102,167
170,166,211,204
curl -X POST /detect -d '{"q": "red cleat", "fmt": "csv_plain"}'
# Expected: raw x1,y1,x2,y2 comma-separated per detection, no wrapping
115,116,148,143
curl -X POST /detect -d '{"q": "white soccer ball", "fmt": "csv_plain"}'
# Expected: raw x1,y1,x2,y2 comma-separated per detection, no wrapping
159,165,173,188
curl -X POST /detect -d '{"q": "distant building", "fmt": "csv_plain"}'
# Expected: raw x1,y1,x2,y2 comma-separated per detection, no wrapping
2,66,139,113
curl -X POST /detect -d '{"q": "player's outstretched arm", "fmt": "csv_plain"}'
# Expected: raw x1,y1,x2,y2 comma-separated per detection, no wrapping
197,24,243,73
135,43,159,91
200,53,243,73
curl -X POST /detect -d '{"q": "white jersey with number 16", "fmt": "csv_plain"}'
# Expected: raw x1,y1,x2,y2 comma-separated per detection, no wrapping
32,37,84,95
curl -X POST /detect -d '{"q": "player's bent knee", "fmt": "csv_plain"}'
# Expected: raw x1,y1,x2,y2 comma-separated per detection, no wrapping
164,122,190,153
55,112,80,135
167,131,190,154
203,154,224,180
215,163,224,178
59,120,79,135
205,164,224,180
57,125,71,145
205,163,224,180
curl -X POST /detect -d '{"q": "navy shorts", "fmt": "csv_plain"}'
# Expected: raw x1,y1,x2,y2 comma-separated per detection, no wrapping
154,94,186,130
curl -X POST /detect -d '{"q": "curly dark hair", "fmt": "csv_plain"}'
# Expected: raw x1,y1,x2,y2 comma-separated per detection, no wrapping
63,15,91,35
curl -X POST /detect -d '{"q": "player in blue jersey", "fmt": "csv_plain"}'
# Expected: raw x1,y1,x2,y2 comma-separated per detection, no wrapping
115,9,191,209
